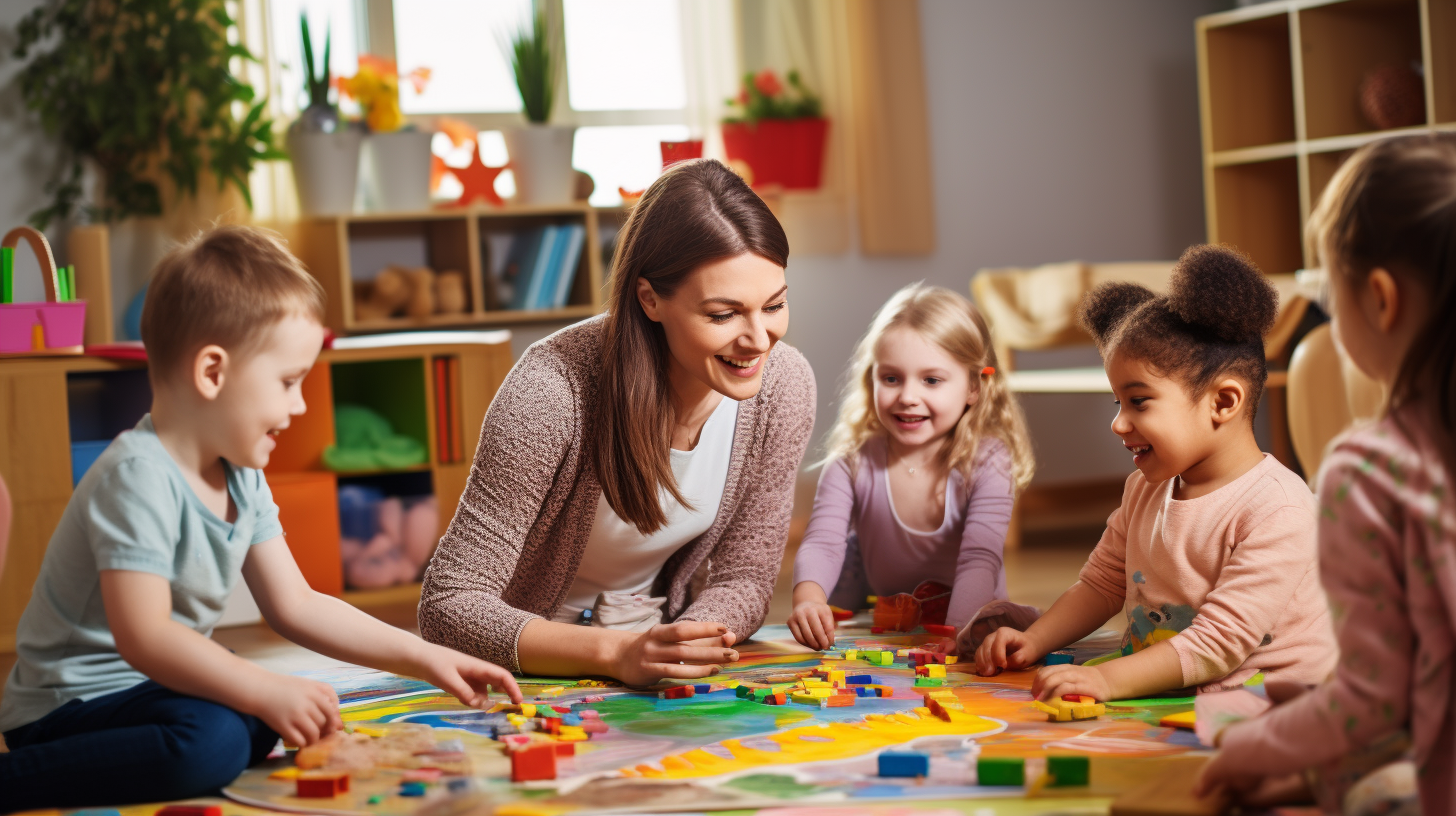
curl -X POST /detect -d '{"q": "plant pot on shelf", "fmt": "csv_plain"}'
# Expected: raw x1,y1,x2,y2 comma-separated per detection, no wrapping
503,124,578,206
361,129,434,213
288,128,364,216
721,117,829,190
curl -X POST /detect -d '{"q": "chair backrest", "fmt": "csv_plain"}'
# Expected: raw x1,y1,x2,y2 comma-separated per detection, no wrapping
1287,323,1384,484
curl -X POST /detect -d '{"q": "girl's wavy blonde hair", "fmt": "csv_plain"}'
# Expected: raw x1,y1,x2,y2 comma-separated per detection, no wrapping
822,282,1035,492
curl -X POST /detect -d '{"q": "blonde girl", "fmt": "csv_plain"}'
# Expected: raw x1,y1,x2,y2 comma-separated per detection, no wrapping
787,283,1036,650
1198,133,1456,814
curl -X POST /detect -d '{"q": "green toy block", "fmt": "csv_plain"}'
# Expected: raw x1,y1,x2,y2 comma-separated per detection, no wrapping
913,677,945,687
1047,755,1089,787
976,756,1024,786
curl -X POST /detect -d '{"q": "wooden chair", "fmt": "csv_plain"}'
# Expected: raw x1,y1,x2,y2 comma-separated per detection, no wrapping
1286,323,1384,484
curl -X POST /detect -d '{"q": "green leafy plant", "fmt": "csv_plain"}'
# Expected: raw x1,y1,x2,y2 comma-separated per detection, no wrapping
724,69,822,124
12,0,285,229
301,13,333,110
503,2,560,124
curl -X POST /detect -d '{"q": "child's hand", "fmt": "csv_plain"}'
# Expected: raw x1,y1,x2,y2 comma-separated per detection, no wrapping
611,621,739,687
414,644,524,707
1032,663,1112,702
249,674,343,747
787,600,838,650
974,627,1044,675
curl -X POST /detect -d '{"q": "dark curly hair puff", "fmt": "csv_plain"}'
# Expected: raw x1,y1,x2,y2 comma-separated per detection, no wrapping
1077,244,1278,421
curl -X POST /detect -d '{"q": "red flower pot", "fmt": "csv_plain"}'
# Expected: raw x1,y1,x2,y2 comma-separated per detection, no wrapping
721,117,829,190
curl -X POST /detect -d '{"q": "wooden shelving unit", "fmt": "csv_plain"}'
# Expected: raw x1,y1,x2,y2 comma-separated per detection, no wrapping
1198,0,1456,274
279,204,628,336
0,336,512,651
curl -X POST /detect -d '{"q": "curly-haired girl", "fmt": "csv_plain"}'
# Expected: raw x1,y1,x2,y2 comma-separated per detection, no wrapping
787,283,1037,650
1198,134,1456,814
975,245,1336,703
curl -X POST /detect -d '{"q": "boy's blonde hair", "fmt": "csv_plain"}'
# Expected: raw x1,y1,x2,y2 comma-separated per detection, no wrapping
141,224,326,383
822,283,1035,492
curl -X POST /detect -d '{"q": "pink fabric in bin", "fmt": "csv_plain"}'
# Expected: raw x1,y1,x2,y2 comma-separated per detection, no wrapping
0,302,85,352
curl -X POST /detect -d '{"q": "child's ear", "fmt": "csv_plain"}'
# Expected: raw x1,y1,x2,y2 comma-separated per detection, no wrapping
1209,377,1247,426
1366,267,1401,333
193,344,228,401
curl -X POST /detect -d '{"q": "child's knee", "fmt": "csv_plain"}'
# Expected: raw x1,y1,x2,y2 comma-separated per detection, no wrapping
155,701,262,793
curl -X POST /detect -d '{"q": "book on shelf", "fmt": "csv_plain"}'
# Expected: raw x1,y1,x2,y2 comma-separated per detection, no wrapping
448,355,463,463
482,223,588,314
513,225,560,311
549,224,585,309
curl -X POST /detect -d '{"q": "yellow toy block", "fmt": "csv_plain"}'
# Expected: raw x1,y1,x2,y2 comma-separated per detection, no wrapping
802,679,830,688
844,649,859,660
269,767,302,780
539,686,565,697
896,649,912,657
790,692,824,705
912,706,933,718
1032,698,1105,722
520,704,537,718
805,687,835,698
926,664,946,678
945,655,958,664
826,670,845,686
721,680,741,689
1159,709,1197,730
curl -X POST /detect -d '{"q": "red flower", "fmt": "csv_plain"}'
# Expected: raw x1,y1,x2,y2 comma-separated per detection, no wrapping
737,88,750,107
753,69,783,97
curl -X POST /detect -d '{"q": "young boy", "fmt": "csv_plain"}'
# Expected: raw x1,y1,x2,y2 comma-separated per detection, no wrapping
0,226,521,812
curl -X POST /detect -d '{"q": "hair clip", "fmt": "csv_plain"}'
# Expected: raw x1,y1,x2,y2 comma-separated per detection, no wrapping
981,366,996,377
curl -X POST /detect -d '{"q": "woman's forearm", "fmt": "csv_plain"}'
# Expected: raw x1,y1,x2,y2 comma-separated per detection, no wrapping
516,619,626,678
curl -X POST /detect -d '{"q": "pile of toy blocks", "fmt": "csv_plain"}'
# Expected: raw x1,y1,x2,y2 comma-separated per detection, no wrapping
486,701,611,741
1032,694,1105,722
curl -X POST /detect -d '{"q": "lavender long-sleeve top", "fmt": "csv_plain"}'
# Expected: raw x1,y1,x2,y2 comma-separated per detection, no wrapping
793,436,1014,627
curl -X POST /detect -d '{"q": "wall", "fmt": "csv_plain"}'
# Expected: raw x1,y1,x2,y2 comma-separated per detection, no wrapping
784,0,1230,486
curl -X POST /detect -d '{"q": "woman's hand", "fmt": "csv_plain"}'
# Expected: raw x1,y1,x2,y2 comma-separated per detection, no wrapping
411,643,524,707
610,621,740,687
975,626,1045,675
787,600,837,650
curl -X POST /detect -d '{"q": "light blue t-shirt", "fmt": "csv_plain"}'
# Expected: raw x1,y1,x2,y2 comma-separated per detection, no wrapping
0,414,283,733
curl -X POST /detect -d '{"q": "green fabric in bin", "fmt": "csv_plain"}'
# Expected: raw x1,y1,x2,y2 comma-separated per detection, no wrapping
323,404,427,472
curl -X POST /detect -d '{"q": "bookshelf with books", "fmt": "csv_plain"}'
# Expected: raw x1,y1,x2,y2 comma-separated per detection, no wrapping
281,204,627,336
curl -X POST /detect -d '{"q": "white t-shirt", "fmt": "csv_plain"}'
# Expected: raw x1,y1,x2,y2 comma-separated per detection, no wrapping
553,395,739,624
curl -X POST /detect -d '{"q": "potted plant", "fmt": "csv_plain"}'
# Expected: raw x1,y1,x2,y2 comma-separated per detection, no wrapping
500,3,576,206
12,0,285,334
287,13,364,216
721,70,828,190
342,57,435,213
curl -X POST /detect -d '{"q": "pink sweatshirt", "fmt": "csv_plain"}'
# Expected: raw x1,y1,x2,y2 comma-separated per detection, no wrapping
1079,454,1336,689
1217,411,1456,814
794,436,1014,628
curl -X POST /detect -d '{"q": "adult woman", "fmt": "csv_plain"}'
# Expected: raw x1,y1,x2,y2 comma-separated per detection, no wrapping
419,160,816,685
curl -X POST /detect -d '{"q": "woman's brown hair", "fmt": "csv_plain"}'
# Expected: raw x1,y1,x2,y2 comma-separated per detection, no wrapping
595,159,789,534
1309,133,1456,473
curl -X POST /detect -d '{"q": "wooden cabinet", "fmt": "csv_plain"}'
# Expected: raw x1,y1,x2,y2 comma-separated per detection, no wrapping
1198,0,1456,274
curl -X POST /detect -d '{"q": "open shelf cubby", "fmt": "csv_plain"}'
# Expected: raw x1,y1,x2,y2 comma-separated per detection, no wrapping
1199,0,1456,272
66,368,152,485
280,204,620,336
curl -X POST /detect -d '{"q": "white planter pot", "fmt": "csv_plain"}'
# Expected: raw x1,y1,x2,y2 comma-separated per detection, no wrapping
288,129,364,216
503,124,578,206
361,129,434,213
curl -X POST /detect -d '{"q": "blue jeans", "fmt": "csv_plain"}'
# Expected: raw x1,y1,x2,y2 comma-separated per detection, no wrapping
0,680,278,813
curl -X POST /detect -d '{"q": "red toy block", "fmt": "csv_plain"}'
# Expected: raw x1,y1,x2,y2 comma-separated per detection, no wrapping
923,623,956,638
915,665,930,676
764,692,787,705
156,807,222,816
551,705,571,713
829,605,854,621
297,771,350,798
554,742,576,757
661,685,695,699
510,743,558,782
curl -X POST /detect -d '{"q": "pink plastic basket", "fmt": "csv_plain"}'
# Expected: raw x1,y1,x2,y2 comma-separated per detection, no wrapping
0,226,85,356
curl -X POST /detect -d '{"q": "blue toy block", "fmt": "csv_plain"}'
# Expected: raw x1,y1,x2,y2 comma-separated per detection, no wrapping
845,674,874,684
399,781,428,797
855,686,876,697
447,778,470,793
562,713,582,726
1044,650,1074,665
878,750,930,778
693,683,712,694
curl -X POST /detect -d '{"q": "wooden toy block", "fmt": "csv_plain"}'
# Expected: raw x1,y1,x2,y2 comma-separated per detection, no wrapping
1047,755,1089,787
944,655,958,664
660,685,695,699
761,692,787,705
520,704,537,717
802,678,830,688
1062,694,1094,703
926,664,946,678
539,686,564,697
510,743,557,782
923,623,956,637
562,713,582,726
156,806,222,816
399,781,428,797
693,683,712,694
869,684,895,697
297,771,350,798
582,719,609,733
845,674,874,684
822,694,856,707
791,692,823,705
1033,698,1105,722
977,756,1024,786
826,670,845,685
1044,650,1074,665
878,750,931,777
913,677,945,687
855,686,878,697
551,705,572,713
844,649,859,660
557,726,587,742
1159,710,1197,730
554,742,576,756
915,665,930,676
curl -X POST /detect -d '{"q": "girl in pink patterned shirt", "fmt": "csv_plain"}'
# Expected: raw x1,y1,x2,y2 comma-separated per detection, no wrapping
1199,134,1456,814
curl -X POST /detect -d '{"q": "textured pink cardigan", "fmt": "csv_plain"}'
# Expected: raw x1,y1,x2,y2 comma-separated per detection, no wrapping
418,315,817,671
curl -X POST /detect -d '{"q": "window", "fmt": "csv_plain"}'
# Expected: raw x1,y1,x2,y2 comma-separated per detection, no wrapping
266,0,700,205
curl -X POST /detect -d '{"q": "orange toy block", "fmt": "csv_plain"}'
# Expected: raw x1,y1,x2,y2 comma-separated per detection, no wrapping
510,743,557,782
297,771,350,798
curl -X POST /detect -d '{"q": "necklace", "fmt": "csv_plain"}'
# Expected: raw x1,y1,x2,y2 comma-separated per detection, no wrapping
907,466,917,475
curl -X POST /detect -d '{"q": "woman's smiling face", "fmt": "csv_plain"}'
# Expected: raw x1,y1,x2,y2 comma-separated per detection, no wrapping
636,252,789,402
